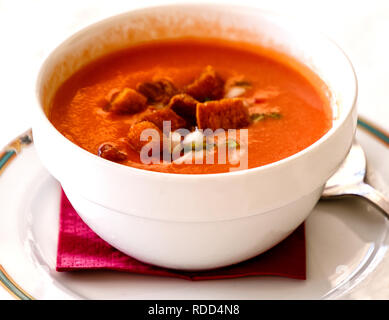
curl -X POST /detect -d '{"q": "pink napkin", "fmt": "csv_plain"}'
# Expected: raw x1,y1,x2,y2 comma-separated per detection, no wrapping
57,190,306,280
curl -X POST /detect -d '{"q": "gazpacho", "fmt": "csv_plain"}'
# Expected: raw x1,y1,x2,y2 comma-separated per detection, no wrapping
49,39,332,174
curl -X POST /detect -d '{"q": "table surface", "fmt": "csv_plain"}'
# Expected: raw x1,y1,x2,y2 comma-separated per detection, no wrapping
0,0,388,300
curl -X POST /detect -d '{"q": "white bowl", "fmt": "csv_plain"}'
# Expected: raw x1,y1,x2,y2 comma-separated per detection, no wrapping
33,4,357,270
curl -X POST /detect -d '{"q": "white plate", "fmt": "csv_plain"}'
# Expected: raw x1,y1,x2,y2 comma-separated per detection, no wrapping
1,121,389,300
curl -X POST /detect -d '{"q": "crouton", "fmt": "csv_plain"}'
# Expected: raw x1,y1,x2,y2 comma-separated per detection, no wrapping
98,143,128,162
168,93,198,126
136,79,178,105
141,108,187,131
106,88,147,114
185,66,224,102
127,121,163,153
196,98,250,130
105,88,121,102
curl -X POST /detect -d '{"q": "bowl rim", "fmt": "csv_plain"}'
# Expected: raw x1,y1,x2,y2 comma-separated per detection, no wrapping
35,3,358,180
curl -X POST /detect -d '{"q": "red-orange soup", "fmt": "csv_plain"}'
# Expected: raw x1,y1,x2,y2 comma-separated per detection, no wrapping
49,39,332,174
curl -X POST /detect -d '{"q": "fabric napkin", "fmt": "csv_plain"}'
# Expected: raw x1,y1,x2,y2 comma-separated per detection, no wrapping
57,190,306,280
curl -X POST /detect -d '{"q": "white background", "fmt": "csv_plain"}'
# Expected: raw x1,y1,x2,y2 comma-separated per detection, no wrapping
0,0,388,299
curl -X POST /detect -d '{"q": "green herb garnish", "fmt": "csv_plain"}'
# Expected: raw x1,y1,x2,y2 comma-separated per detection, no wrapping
250,112,281,123
191,140,216,151
191,141,204,151
225,139,240,149
250,113,266,122
267,112,282,119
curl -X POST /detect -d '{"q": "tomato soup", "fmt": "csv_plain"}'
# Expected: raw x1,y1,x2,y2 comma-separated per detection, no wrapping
49,39,332,174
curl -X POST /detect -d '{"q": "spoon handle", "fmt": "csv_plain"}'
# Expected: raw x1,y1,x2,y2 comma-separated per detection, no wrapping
345,182,389,219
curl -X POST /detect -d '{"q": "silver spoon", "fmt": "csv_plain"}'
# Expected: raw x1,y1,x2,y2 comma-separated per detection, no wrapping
321,140,389,218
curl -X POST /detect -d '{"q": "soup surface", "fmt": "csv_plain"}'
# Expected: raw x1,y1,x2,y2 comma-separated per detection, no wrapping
49,39,332,174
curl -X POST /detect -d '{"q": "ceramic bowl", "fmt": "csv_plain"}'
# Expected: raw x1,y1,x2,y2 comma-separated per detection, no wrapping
33,4,357,270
